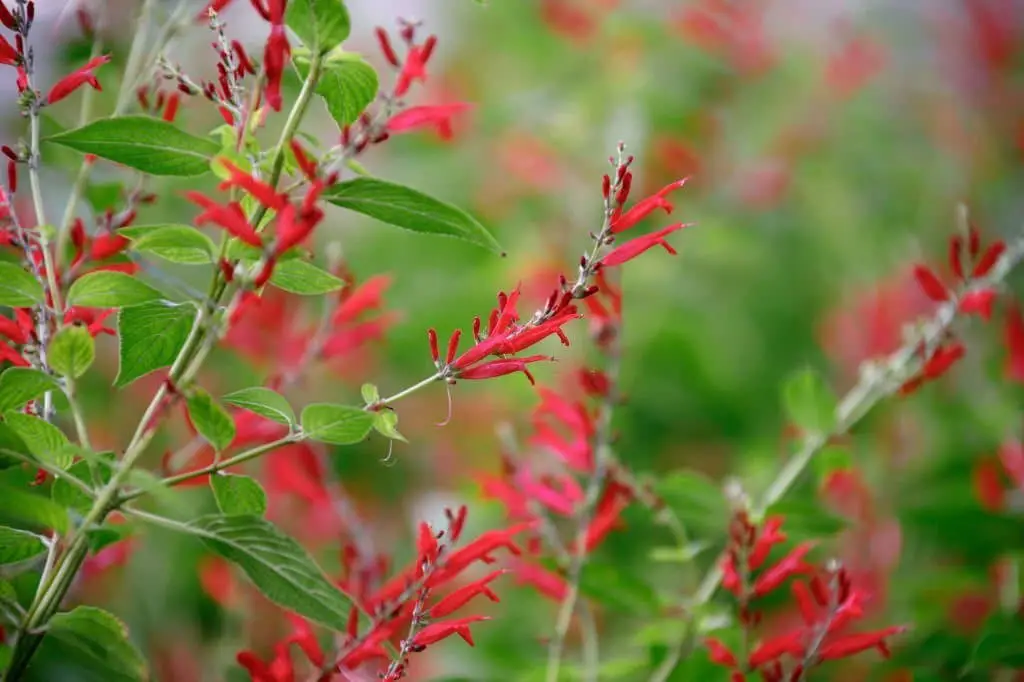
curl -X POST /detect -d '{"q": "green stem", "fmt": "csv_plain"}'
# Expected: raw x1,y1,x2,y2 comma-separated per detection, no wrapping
117,435,298,504
378,373,441,406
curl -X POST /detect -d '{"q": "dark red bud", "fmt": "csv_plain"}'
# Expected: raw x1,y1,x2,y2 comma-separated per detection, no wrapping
428,328,439,363
375,27,400,67
446,329,461,364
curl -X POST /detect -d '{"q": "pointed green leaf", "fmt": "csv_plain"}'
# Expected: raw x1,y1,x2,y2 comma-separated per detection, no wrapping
67,271,163,308
295,52,377,127
29,606,148,682
222,387,294,425
188,514,354,630
127,224,217,264
782,367,837,434
0,368,61,412
300,403,373,445
211,474,268,516
115,301,195,387
0,526,46,566
286,0,350,53
323,177,502,254
360,383,379,405
372,410,407,442
0,484,69,533
48,325,95,379
186,389,236,452
52,459,105,514
654,470,728,538
3,412,72,469
269,258,345,295
0,262,44,306
46,115,220,176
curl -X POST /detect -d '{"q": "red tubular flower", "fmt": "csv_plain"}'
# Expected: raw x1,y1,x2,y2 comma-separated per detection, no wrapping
972,458,1005,511
263,25,290,111
1005,305,1024,382
0,343,29,367
410,615,490,648
417,521,439,567
748,630,804,668
510,559,568,601
0,311,31,345
705,638,738,667
386,103,473,141
0,35,18,66
197,0,236,21
457,355,553,386
999,439,1024,488
186,192,263,247
583,480,632,551
217,160,288,211
428,569,506,618
912,264,949,302
236,644,294,682
0,2,16,31
64,307,115,337
394,36,436,97
959,288,997,320
748,515,786,570
751,542,814,597
973,240,1006,278
46,55,111,104
89,233,130,261
721,553,742,596
600,223,691,267
816,626,907,661
611,177,689,233
921,341,965,379
430,523,532,585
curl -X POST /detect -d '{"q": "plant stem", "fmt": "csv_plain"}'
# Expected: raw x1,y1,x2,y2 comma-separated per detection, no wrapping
378,373,442,406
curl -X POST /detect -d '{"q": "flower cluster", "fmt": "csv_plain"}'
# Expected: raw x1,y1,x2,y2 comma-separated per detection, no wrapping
708,511,906,681
900,223,1015,394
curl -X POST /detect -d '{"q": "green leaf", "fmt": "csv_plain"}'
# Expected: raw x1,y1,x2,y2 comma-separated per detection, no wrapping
372,410,407,442
781,367,836,434
578,560,659,614
52,459,105,514
300,403,373,445
649,541,711,564
0,262,44,306
48,325,95,379
765,500,846,540
29,606,148,682
0,484,69,533
360,383,379,404
186,389,236,452
967,613,1024,671
269,258,345,295
115,301,196,387
67,271,163,308
0,526,46,567
296,53,377,127
211,474,268,516
0,368,60,412
654,470,728,539
222,387,295,425
127,224,217,264
189,514,354,630
813,445,852,483
286,0,350,53
46,116,220,177
323,178,502,254
3,412,71,469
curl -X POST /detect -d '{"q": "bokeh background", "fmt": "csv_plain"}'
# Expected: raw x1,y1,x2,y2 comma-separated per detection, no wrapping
5,0,1024,680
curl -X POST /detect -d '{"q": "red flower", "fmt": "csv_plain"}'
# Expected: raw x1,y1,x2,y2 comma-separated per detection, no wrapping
386,103,473,141
748,515,786,570
428,569,506,618
394,36,436,97
999,439,1024,488
972,458,1005,511
912,264,949,302
817,626,907,661
611,178,688,233
1005,304,1024,382
186,192,262,247
0,35,18,66
959,288,997,320
752,542,814,597
263,25,290,111
705,637,738,667
600,222,691,267
47,55,111,104
410,615,489,648
217,159,288,211
509,559,568,601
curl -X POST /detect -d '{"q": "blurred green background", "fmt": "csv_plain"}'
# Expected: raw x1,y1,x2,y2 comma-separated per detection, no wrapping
6,0,1024,680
